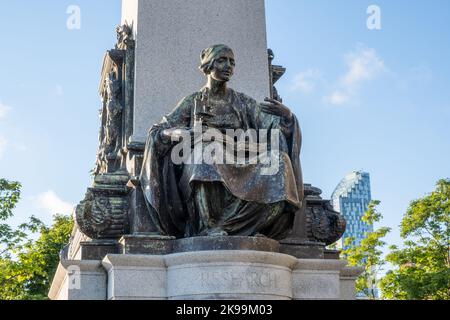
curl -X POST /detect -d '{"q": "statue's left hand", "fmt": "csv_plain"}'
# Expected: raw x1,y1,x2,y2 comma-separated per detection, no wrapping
260,98,293,122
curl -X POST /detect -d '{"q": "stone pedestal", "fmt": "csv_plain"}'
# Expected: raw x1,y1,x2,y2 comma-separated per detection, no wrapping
79,240,119,260
339,265,365,300
121,0,271,143
119,234,175,255
118,235,280,255
279,239,325,259
48,260,107,300
292,259,346,300
165,251,296,300
49,250,363,300
103,255,167,300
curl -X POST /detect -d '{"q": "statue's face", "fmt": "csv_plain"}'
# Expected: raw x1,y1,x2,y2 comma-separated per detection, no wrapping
209,51,235,82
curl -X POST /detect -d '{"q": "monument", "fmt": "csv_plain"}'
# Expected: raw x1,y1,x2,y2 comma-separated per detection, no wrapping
49,0,362,300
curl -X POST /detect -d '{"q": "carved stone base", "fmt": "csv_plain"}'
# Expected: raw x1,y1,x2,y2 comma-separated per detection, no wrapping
81,236,330,260
324,249,341,260
49,251,363,300
163,251,295,300
279,238,325,259
118,235,280,255
173,236,280,253
119,234,175,255
80,240,119,260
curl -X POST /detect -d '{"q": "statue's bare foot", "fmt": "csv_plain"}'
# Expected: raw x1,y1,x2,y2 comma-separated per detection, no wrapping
205,228,228,237
254,233,267,238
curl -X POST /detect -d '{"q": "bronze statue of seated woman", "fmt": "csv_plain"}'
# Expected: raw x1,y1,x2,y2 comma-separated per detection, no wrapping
139,44,304,240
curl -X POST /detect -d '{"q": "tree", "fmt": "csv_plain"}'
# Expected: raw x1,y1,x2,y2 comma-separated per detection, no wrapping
0,179,21,218
341,200,391,299
380,179,450,300
0,179,25,258
0,178,73,300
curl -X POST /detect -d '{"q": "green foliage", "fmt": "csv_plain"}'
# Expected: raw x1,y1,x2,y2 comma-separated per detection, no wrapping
380,179,450,300
0,179,26,259
0,215,74,300
0,179,21,220
342,200,391,299
0,179,74,300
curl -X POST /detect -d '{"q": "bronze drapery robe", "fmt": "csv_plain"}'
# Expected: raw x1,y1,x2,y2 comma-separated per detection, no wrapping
140,88,304,239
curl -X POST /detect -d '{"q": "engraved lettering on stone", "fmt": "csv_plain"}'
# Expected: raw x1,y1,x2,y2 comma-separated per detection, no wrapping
200,270,279,289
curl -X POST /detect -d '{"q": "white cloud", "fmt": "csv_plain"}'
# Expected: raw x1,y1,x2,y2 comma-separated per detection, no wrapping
0,136,7,159
341,47,386,87
290,69,322,94
326,46,387,105
326,90,350,105
32,190,74,216
0,101,12,118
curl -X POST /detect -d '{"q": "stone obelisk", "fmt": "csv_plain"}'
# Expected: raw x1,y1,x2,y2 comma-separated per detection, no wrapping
121,0,271,143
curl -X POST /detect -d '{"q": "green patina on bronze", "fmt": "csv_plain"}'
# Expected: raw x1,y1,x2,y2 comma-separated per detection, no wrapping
139,45,304,240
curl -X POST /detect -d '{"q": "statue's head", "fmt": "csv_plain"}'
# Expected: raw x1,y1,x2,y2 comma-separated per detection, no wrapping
199,44,235,82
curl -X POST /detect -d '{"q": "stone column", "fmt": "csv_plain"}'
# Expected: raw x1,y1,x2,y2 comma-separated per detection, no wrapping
121,0,271,143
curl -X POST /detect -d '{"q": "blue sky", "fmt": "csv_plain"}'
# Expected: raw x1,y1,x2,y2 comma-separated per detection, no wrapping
0,0,449,253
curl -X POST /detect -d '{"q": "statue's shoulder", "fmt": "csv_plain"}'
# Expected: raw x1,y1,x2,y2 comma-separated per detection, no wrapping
173,91,202,110
180,92,201,103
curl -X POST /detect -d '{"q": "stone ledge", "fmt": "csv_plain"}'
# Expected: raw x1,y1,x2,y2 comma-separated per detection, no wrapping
60,259,104,272
48,263,68,300
118,235,281,255
165,250,298,268
102,254,165,271
340,266,365,278
294,259,347,271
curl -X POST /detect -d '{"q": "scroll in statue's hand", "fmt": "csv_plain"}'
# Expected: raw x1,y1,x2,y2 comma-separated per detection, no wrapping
260,97,293,123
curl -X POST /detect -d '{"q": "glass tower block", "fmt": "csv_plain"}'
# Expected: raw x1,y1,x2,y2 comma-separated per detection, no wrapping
331,171,372,249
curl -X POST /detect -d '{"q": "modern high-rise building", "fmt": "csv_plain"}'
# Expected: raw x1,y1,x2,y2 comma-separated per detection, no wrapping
331,171,372,249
